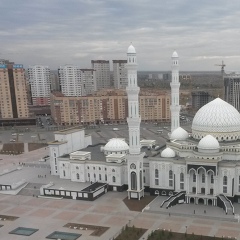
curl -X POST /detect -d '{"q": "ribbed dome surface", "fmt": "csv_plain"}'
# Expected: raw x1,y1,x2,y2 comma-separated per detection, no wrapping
161,147,176,158
104,138,129,152
171,127,188,140
127,44,136,54
198,135,220,150
192,98,240,133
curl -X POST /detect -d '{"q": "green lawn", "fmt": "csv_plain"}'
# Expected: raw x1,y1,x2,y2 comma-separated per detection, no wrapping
114,226,146,240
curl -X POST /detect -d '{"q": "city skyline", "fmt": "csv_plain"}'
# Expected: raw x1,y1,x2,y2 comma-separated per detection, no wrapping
1,0,240,71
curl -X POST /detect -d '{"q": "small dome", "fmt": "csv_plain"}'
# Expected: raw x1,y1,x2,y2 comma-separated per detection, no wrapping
127,44,136,54
171,127,188,140
161,147,176,158
104,138,129,152
198,135,219,150
172,51,178,58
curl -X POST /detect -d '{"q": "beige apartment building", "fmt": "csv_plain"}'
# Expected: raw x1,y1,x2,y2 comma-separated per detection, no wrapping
50,89,170,125
0,61,29,123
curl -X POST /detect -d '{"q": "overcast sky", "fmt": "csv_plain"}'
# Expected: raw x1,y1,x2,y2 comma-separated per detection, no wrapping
1,0,240,71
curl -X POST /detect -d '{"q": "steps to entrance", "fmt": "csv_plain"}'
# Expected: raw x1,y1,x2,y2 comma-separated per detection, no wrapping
218,194,234,215
161,191,185,208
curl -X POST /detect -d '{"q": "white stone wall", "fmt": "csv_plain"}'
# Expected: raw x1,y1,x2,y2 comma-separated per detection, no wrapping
59,160,71,179
49,144,68,175
71,163,86,182
84,135,92,147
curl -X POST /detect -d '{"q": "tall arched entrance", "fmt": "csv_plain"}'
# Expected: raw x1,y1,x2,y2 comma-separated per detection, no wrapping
208,199,213,206
190,197,195,204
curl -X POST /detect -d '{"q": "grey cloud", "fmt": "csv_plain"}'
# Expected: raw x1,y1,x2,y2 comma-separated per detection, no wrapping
0,0,240,70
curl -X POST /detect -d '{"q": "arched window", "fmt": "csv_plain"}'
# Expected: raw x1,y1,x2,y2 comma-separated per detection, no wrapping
88,173,90,178
223,176,227,185
112,169,115,172
131,172,137,190
94,173,96,179
193,173,196,182
112,176,116,183
99,167,101,170
99,174,101,181
76,173,79,180
169,170,173,187
105,174,107,181
180,173,184,182
76,166,79,170
63,170,66,177
155,169,159,178
211,174,214,184
202,173,205,183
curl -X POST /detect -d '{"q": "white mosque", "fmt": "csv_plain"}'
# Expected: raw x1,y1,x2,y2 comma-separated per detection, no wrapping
48,45,240,210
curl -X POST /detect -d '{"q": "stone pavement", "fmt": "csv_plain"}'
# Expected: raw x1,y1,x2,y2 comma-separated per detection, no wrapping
1,191,240,239
139,196,240,239
0,192,139,240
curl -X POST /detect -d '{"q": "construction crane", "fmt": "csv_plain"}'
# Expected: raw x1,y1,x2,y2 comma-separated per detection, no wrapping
215,61,226,74
215,61,226,99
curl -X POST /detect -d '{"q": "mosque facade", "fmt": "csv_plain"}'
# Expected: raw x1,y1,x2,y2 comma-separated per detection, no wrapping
49,45,240,208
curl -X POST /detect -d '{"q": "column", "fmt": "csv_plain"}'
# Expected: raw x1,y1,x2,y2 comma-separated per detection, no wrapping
214,176,218,195
186,174,190,194
205,174,208,195
196,174,198,194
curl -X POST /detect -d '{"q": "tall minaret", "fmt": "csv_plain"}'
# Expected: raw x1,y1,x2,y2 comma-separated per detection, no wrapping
170,51,180,132
126,44,144,200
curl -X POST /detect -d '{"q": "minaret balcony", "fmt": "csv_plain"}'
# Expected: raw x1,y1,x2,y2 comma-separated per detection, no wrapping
127,117,141,125
126,87,140,94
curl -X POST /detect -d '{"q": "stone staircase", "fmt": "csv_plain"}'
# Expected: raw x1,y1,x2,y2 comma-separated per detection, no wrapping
218,194,234,215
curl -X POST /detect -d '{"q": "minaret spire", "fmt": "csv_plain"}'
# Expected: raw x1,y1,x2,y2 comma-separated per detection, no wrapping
170,50,180,132
126,44,144,200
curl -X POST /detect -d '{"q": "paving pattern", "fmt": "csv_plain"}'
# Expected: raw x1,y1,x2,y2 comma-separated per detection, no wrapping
1,185,240,239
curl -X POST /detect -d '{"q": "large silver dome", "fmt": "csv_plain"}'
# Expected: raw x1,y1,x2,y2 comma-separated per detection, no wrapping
192,98,240,141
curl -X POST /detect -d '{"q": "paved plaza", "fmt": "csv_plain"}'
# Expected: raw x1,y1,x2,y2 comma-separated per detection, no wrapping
1,191,240,239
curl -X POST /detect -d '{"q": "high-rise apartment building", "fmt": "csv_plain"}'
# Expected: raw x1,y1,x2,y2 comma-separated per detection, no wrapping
91,60,110,90
50,89,170,125
28,65,51,106
58,65,82,96
50,72,60,92
80,69,96,96
191,91,214,110
224,74,240,111
0,61,29,119
113,60,127,89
